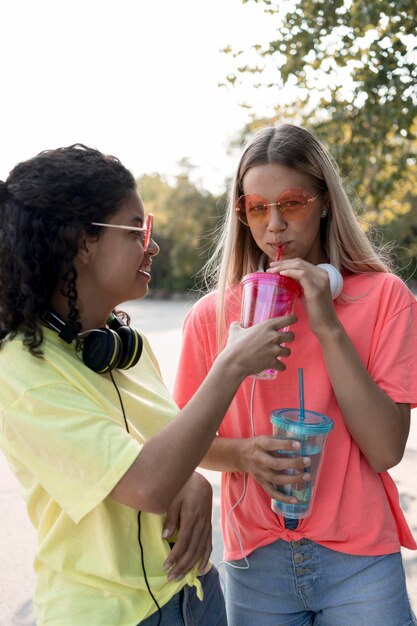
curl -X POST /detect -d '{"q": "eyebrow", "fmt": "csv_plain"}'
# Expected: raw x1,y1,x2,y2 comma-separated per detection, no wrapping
128,214,144,227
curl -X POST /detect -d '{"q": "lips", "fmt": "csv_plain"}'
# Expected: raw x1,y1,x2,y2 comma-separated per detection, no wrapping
268,241,290,250
138,260,152,275
138,258,152,272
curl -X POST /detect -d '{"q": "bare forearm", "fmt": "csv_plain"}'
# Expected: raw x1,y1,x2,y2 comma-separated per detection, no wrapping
111,314,297,511
199,435,248,472
319,323,410,471
140,363,244,502
111,351,246,512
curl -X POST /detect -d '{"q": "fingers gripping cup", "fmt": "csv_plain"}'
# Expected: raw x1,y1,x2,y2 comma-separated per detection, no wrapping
270,409,334,519
240,273,302,379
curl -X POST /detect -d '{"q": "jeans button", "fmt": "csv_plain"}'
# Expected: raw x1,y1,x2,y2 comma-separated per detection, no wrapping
292,540,301,548
296,567,306,576
294,553,304,564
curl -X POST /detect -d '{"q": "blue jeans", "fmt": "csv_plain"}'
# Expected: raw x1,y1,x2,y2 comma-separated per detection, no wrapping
226,538,417,626
139,566,227,625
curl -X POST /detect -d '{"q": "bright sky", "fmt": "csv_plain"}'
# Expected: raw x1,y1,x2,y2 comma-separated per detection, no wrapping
1,0,281,194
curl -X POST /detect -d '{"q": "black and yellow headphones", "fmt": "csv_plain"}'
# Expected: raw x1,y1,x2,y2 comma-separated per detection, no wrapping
42,308,143,374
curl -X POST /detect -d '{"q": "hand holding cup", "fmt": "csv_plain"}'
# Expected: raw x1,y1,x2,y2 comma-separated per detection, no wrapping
224,314,296,380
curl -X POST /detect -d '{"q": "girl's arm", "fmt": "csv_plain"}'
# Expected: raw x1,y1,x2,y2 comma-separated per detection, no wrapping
274,260,411,472
194,434,311,502
110,317,298,513
318,322,410,472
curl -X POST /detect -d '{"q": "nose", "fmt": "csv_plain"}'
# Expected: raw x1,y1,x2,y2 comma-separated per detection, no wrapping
146,237,159,257
266,206,287,231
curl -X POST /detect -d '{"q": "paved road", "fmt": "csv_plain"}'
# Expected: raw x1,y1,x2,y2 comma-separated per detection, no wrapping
1,298,416,624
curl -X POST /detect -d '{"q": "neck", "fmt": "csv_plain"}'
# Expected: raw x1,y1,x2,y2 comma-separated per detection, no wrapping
49,293,111,332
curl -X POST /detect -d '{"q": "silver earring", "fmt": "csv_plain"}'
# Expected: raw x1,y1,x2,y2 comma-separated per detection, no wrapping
321,208,328,218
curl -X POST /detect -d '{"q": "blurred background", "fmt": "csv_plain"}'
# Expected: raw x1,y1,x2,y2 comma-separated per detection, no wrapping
1,0,416,295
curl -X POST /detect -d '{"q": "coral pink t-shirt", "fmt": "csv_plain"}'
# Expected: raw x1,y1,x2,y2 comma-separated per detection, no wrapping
173,272,417,560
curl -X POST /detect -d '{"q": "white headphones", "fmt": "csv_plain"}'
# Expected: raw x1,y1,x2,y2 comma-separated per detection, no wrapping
316,263,343,299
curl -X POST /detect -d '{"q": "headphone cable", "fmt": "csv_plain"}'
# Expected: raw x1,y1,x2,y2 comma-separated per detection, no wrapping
109,369,130,433
138,511,162,626
108,370,162,625
218,376,258,574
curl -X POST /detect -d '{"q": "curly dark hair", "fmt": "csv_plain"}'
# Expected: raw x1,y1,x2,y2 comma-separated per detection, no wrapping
0,144,136,354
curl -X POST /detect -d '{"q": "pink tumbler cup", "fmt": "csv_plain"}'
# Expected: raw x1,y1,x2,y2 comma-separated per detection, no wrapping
240,272,302,379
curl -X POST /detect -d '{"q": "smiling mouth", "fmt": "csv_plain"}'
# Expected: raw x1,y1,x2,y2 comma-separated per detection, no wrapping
138,262,152,275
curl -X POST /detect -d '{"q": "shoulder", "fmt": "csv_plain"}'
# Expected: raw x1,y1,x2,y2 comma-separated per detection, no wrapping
183,286,242,327
183,291,219,327
342,272,416,337
188,291,218,314
344,272,415,305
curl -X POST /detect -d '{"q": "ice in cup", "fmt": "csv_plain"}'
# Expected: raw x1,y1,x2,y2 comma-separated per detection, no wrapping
240,272,302,379
270,408,334,518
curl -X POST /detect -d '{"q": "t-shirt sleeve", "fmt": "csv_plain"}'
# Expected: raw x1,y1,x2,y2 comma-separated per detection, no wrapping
173,302,213,410
368,278,417,408
2,382,141,523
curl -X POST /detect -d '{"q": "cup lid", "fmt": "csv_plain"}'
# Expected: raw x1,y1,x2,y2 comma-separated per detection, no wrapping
241,272,302,298
270,408,334,436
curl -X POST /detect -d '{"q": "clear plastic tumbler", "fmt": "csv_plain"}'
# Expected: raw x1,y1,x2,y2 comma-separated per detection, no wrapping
240,272,302,379
270,408,334,518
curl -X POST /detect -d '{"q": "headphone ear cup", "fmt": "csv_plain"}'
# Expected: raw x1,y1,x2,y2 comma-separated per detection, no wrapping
115,326,143,370
82,329,123,374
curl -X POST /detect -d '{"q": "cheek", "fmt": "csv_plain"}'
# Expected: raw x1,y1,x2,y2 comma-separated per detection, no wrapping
132,242,145,265
292,217,323,258
112,240,144,266
303,215,322,242
95,245,137,282
248,224,266,247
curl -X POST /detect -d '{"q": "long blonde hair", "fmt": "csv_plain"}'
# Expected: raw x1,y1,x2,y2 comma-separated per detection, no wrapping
202,123,391,349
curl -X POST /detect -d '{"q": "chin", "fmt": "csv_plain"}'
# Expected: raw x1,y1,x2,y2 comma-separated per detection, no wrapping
137,285,150,300
122,285,149,303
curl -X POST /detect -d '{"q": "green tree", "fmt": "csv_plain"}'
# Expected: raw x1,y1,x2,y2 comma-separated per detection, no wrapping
137,169,225,294
380,195,417,283
223,0,417,225
222,0,417,278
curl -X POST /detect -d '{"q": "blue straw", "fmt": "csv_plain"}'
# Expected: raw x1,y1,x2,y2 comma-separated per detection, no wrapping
298,368,305,422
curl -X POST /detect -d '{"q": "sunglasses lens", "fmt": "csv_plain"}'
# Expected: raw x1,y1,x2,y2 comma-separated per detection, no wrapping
237,195,270,226
279,200,309,221
236,190,317,225
276,190,316,221
144,214,153,251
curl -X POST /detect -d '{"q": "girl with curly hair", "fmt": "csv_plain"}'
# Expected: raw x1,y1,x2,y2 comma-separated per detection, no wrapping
0,144,302,625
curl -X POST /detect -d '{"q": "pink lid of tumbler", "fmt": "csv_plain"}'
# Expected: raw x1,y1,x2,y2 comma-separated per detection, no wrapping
241,272,302,299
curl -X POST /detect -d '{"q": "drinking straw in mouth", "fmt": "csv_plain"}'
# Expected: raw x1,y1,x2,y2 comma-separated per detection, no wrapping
298,367,305,422
275,244,283,262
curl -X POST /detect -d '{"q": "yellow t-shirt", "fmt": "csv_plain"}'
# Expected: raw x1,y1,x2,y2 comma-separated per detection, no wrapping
0,327,203,625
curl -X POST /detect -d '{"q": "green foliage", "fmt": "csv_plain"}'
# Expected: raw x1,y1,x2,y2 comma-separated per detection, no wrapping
137,171,226,294
380,198,417,282
222,0,417,278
